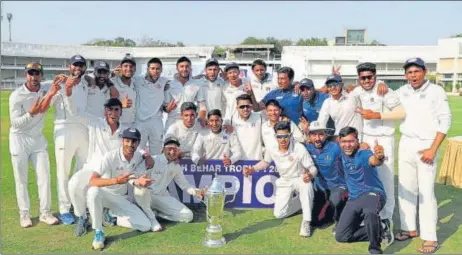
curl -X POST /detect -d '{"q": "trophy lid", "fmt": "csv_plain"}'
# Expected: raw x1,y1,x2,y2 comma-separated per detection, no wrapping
207,177,224,194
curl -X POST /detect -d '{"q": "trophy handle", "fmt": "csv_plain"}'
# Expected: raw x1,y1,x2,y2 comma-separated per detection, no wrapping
224,179,240,205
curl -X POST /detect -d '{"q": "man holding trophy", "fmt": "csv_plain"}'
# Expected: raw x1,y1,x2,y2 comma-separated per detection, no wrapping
133,137,205,232
243,121,318,237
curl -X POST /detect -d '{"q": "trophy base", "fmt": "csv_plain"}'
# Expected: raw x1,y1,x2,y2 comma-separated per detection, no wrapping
203,237,226,248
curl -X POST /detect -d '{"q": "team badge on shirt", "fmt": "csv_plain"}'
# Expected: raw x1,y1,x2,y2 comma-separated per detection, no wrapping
288,155,295,161
222,134,229,144
420,94,426,100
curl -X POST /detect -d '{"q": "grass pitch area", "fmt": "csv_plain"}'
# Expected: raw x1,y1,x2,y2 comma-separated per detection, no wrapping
1,90,462,254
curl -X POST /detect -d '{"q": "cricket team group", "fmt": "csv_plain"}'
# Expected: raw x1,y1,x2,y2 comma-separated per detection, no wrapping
9,53,451,254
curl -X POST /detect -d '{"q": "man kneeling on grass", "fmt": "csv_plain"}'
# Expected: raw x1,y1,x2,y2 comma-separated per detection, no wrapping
87,128,154,250
243,121,317,237
335,126,388,254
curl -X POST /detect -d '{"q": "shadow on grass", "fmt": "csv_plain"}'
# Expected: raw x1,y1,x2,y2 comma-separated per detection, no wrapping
105,230,147,249
384,175,462,254
188,203,248,223
224,218,284,243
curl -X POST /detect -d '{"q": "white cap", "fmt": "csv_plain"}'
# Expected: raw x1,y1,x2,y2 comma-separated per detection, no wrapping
309,121,333,133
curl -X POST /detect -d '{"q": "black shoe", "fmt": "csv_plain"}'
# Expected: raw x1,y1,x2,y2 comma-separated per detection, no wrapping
381,219,394,246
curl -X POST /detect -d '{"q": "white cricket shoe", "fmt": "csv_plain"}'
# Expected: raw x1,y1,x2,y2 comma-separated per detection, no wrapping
151,218,163,232
20,214,32,228
39,212,59,225
299,220,312,237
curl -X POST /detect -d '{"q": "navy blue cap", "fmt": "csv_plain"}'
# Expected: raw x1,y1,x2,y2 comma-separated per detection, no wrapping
403,57,425,70
121,54,136,66
70,55,86,65
325,74,342,84
120,128,141,141
94,61,110,71
299,78,315,89
164,137,181,147
224,62,239,72
206,58,219,67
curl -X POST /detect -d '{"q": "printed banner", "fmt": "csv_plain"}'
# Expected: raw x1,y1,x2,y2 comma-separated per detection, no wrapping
167,159,280,208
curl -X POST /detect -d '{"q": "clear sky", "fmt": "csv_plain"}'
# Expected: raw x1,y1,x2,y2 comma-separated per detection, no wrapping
1,1,461,46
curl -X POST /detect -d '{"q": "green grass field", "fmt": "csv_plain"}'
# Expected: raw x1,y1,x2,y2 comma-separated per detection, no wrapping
1,90,462,254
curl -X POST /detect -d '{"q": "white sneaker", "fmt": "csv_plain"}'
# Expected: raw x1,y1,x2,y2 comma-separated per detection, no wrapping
299,220,312,237
92,229,105,250
150,218,163,232
20,214,32,228
39,212,59,225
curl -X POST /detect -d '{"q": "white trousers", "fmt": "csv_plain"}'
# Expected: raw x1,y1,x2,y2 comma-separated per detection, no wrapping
9,134,52,216
398,135,438,241
363,134,395,221
273,177,314,221
68,169,94,218
54,123,89,214
136,117,164,155
87,186,151,232
133,187,194,223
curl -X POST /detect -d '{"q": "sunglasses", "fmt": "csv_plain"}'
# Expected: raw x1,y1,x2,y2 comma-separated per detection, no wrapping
238,104,252,110
27,70,41,76
275,134,290,140
325,82,341,88
359,75,374,81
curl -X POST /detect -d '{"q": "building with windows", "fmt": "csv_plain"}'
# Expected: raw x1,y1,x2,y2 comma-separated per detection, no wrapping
437,38,462,92
1,42,214,89
281,37,462,91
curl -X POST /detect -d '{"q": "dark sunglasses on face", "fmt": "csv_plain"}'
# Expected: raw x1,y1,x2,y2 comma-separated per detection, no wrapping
325,82,341,88
275,134,290,140
238,104,252,110
359,75,374,81
96,69,109,74
27,70,41,76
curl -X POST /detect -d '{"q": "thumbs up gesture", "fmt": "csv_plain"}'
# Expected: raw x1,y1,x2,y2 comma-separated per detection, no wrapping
122,94,133,108
373,140,385,160
223,153,231,167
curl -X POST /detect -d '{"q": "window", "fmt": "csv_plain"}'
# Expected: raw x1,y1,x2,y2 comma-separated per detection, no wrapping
443,74,453,79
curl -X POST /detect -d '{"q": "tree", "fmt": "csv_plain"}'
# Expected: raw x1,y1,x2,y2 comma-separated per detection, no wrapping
295,37,328,46
453,34,462,38
84,37,137,47
241,37,267,45
137,36,185,47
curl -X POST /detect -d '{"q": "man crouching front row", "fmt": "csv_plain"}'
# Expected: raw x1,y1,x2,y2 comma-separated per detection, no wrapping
88,128,203,250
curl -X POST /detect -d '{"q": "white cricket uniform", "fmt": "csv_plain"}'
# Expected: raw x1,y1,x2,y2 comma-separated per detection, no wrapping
249,73,277,103
222,81,247,122
191,129,243,165
86,85,111,118
262,141,317,221
111,76,137,126
51,79,89,214
164,75,205,131
134,76,169,154
201,76,226,113
397,81,451,242
261,120,305,150
134,154,198,223
164,120,203,158
65,94,127,218
317,93,363,138
9,84,52,216
87,148,151,232
349,84,400,221
230,112,264,160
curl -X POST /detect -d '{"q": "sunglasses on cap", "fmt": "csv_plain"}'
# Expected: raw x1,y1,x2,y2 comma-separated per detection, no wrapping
275,134,290,140
359,75,374,81
325,82,342,88
26,63,42,70
238,104,252,110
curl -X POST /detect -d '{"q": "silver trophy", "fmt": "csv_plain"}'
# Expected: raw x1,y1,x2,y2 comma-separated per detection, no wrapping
201,175,239,248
